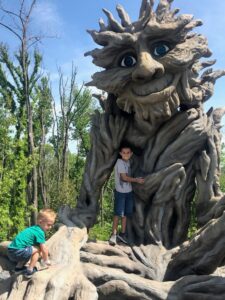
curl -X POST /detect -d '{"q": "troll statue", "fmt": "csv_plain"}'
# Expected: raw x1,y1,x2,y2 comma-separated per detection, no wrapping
72,0,225,251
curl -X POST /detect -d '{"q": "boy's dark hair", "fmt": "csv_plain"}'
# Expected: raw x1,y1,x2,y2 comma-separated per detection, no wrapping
119,141,133,152
119,141,143,156
117,141,133,159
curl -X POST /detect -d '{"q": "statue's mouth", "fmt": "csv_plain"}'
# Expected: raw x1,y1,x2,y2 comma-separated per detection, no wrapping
116,73,181,120
131,74,174,97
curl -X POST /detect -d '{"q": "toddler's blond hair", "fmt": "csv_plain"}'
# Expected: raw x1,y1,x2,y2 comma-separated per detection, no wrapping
37,208,56,222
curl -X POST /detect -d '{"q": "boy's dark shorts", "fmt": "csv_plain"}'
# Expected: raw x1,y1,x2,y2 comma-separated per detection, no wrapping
114,190,133,217
7,247,32,263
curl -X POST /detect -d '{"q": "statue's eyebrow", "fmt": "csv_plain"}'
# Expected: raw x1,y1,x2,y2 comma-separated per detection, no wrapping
85,45,136,69
86,30,136,47
85,32,137,68
143,17,202,40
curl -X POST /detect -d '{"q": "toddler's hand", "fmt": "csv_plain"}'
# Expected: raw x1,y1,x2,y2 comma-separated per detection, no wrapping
40,259,51,267
44,259,51,266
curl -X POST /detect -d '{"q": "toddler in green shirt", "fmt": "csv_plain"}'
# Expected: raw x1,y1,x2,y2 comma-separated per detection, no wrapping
8,208,56,278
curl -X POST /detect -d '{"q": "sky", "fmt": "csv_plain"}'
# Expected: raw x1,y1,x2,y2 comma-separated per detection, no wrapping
0,0,225,134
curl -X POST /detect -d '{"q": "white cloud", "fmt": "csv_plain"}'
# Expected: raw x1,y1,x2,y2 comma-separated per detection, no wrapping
32,1,63,36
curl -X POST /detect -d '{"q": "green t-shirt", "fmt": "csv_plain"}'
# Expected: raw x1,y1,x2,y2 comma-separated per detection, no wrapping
8,225,45,249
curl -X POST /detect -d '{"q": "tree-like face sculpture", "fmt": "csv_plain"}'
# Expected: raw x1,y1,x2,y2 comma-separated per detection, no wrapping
78,0,225,248
85,0,218,125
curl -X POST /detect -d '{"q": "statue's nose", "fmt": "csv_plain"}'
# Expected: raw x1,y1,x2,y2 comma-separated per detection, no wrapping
132,51,164,81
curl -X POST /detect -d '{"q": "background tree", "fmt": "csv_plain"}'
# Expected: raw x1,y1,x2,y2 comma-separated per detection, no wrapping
0,0,42,223
33,76,53,207
50,66,95,208
0,0,111,243
0,94,32,240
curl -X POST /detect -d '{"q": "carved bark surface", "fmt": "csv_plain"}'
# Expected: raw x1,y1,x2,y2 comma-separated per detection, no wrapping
1,0,225,299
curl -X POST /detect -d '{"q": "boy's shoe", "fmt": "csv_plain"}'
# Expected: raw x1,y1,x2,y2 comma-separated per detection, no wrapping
23,267,38,279
117,232,128,244
109,234,117,246
14,266,27,274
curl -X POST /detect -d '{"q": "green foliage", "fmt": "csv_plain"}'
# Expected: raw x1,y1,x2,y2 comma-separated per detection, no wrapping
89,222,112,241
187,197,197,239
220,151,225,193
0,139,33,241
0,2,97,240
220,173,225,193
72,88,95,155
89,176,114,241
220,144,225,192
0,45,42,140
33,77,53,145
221,142,225,170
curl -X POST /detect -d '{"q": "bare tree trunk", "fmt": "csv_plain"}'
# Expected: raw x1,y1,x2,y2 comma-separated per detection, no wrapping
38,111,48,207
61,124,69,180
52,98,61,190
57,65,85,181
22,35,38,223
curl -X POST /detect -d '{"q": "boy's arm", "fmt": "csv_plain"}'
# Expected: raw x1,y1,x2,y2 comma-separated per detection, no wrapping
120,173,144,184
39,243,51,265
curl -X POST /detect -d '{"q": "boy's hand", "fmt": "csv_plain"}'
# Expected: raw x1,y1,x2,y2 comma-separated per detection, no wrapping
40,259,51,267
45,259,51,266
135,177,144,184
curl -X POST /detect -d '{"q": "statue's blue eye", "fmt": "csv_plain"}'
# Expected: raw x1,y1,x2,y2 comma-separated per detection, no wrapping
120,55,137,67
152,42,170,57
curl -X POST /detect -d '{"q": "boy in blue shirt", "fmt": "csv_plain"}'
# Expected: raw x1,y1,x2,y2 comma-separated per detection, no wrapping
8,208,56,278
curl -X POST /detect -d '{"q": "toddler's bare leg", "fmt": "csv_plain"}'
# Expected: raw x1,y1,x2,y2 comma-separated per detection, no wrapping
27,246,40,270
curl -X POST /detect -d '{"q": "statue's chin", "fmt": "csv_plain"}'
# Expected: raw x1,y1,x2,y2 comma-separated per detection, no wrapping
117,87,180,124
